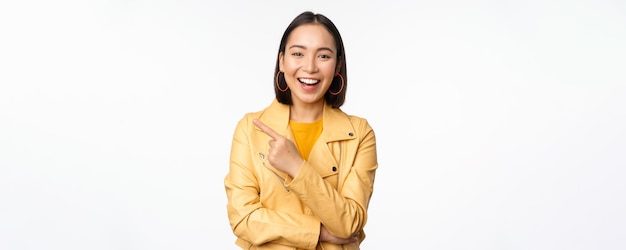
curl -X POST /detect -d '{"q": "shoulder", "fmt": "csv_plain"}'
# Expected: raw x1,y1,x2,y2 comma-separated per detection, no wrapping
346,113,375,134
234,99,288,133
240,109,264,122
232,105,268,134
331,108,375,135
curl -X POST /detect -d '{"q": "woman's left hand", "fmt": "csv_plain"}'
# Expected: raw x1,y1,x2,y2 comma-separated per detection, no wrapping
254,119,304,177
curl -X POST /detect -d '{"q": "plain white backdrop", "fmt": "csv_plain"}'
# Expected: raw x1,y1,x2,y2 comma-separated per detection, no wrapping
1,0,625,249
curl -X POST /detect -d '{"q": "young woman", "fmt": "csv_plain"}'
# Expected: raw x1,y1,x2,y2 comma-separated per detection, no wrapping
224,11,378,249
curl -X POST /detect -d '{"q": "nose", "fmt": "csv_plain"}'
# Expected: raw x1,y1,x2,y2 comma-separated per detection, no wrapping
303,55,318,73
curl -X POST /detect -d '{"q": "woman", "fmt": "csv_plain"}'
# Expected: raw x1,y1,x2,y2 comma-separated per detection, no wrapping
224,11,378,249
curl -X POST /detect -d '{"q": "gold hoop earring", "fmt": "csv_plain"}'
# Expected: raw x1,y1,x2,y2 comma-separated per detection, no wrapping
329,73,344,95
275,72,288,92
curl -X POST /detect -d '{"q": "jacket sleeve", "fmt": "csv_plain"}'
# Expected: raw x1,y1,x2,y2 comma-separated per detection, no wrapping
285,118,378,239
224,115,320,249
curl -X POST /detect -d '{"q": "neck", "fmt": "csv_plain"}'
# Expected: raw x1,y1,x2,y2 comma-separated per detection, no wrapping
290,101,324,122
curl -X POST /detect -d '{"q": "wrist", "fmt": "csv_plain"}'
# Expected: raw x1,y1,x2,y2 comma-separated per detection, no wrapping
287,158,304,178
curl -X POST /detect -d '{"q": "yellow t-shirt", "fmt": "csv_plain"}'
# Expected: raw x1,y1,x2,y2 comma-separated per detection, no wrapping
289,118,323,160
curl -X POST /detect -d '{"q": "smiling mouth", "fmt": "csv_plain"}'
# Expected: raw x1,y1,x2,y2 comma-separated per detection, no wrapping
298,78,320,85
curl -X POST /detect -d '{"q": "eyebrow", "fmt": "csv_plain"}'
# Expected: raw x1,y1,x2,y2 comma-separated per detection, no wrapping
288,45,335,54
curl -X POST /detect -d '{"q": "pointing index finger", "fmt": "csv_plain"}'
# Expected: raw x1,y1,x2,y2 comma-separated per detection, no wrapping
253,119,281,140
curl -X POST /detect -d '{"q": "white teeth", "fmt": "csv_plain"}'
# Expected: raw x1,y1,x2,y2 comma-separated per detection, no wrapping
298,78,319,85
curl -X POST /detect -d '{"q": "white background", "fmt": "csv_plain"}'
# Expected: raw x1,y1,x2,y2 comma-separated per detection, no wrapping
1,0,625,249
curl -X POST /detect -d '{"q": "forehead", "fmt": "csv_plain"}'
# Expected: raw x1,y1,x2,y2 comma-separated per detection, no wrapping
286,23,336,50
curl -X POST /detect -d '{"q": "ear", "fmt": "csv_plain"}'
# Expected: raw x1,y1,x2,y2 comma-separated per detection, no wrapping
279,52,284,72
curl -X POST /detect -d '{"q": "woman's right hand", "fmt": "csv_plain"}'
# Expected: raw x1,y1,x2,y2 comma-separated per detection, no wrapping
319,224,357,244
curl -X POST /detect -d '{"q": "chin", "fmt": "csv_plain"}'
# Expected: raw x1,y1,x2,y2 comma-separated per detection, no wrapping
295,96,325,105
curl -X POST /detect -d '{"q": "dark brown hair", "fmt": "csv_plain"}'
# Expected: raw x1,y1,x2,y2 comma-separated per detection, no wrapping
274,11,347,108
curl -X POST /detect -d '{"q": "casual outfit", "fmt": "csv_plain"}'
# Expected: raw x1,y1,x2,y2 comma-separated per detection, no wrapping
225,99,378,250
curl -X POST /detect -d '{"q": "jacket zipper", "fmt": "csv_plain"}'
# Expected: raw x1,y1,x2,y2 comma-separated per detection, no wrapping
261,158,290,192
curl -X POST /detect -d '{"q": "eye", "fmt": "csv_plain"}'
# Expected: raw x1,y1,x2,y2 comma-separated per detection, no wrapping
291,52,303,57
318,54,332,59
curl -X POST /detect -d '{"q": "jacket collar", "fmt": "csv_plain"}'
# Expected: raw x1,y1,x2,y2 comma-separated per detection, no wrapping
257,99,356,143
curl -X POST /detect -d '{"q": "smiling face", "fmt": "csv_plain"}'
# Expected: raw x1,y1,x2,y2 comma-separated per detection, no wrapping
279,23,339,108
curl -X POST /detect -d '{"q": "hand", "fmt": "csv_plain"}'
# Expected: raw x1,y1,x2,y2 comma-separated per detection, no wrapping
253,119,304,177
319,224,358,245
